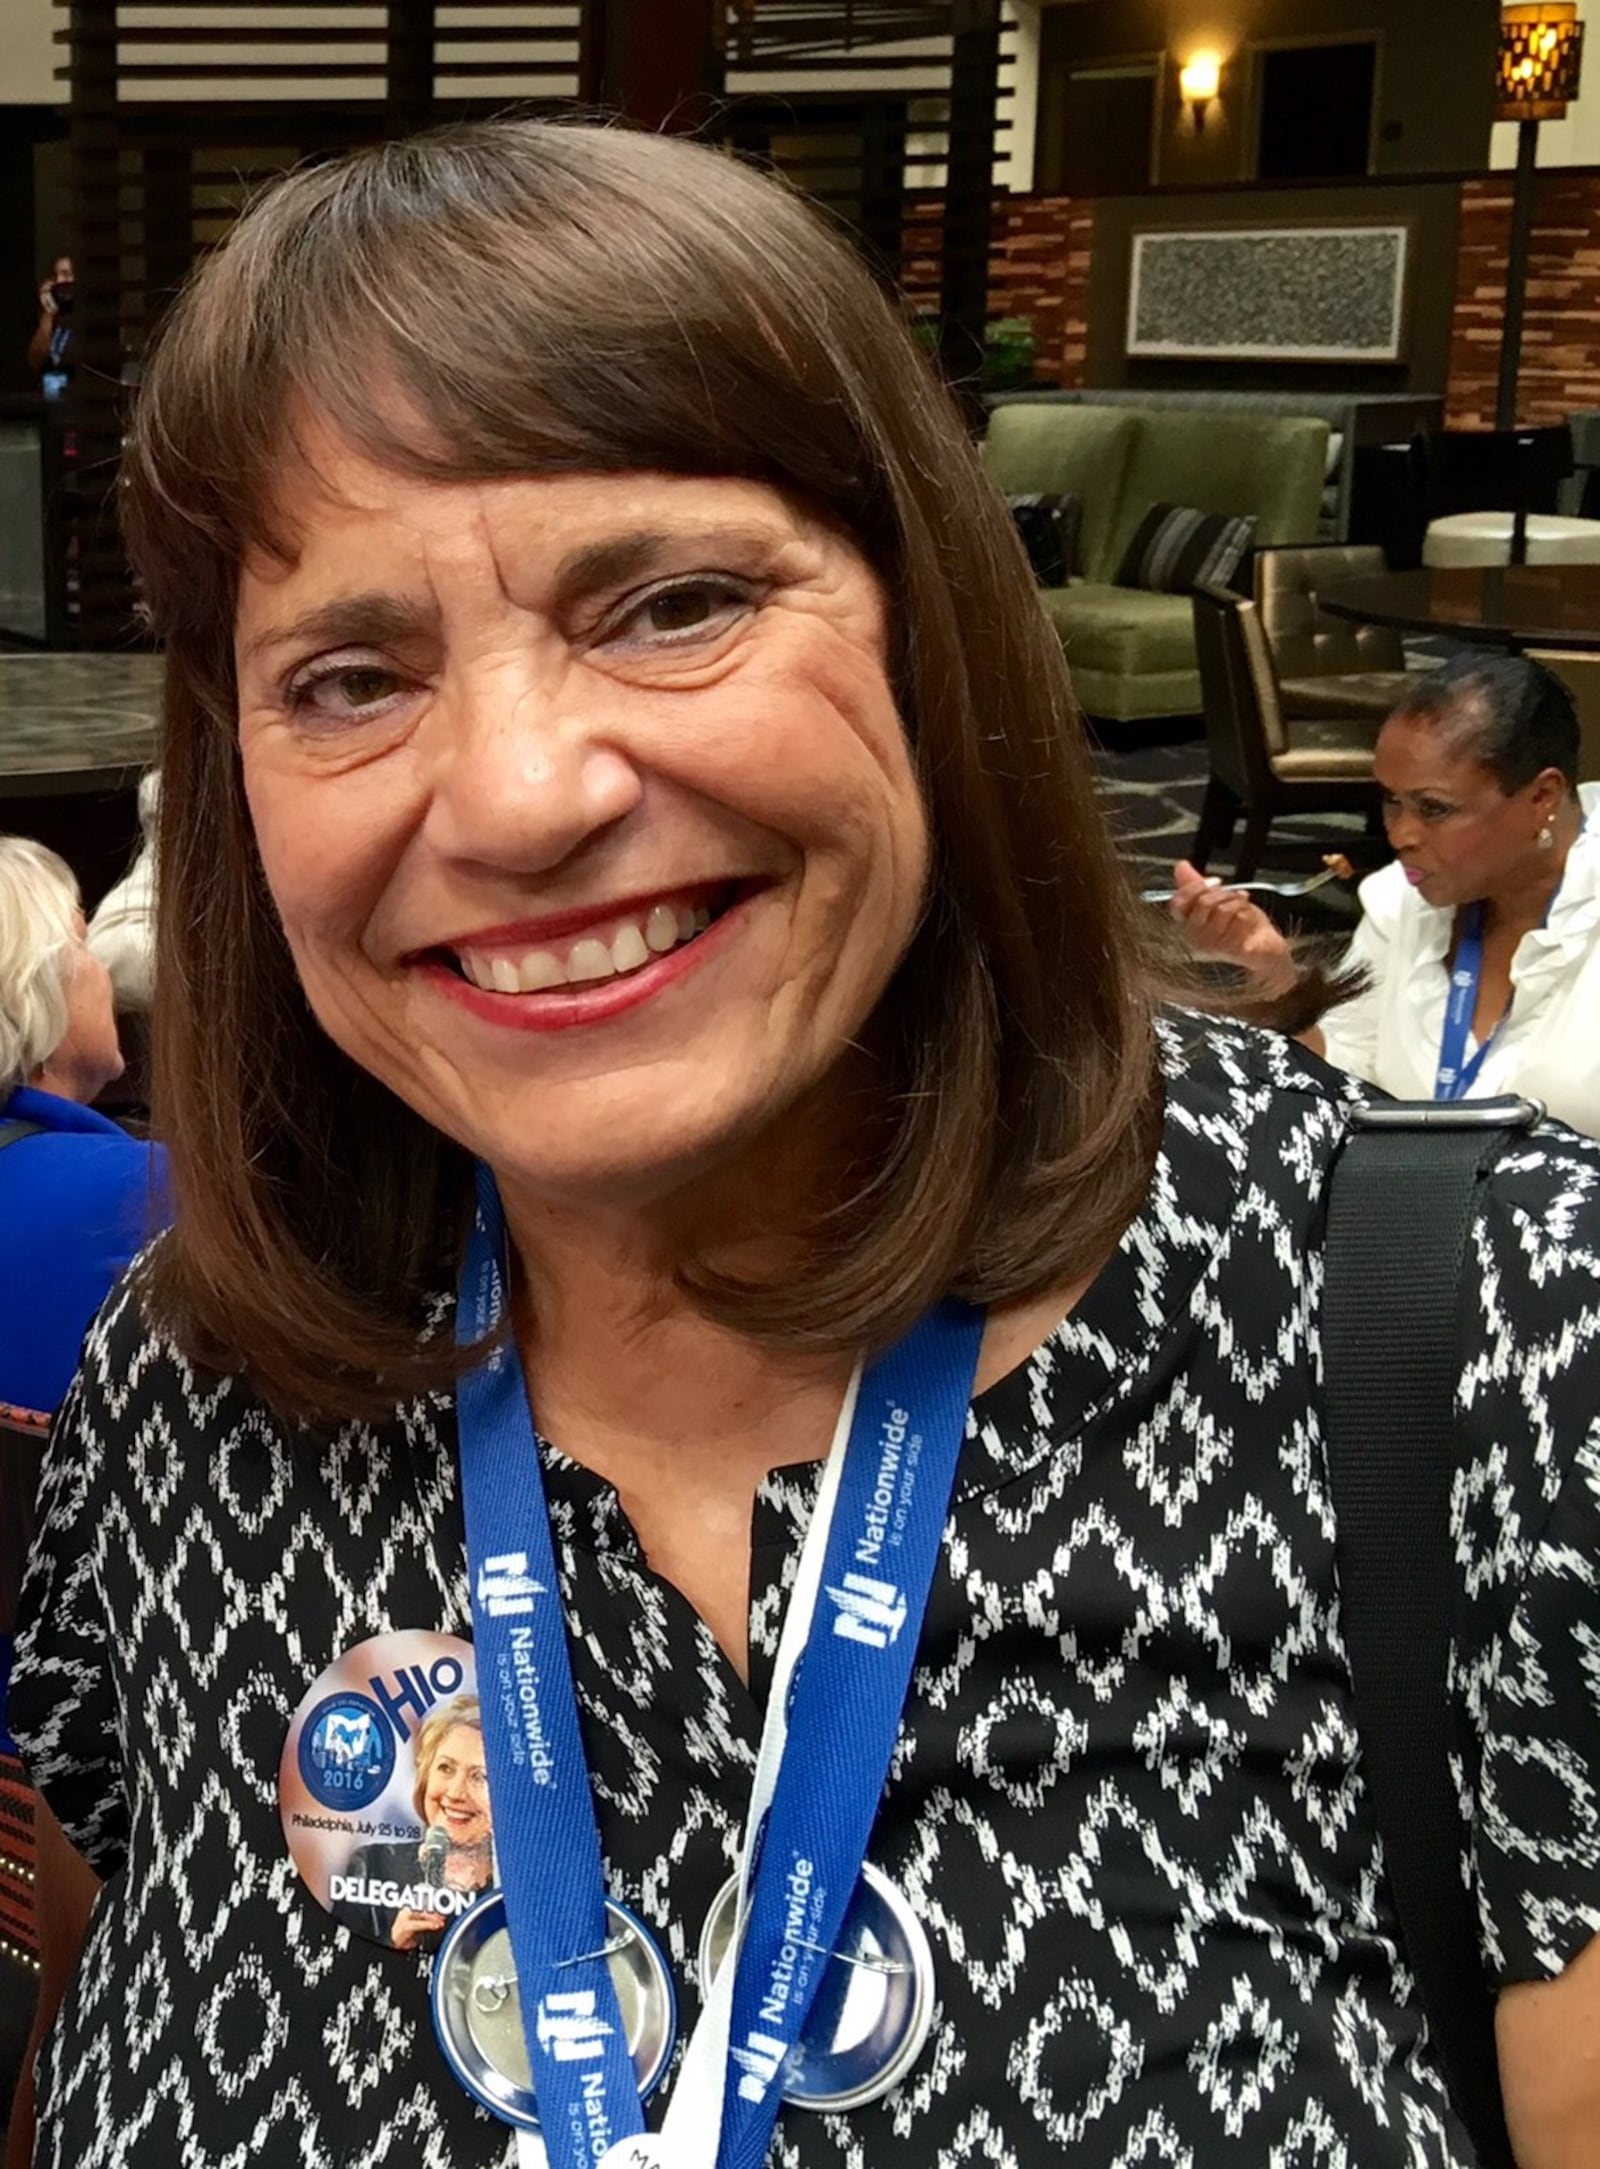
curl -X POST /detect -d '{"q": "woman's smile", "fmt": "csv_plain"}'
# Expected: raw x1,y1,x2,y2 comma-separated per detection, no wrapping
445,883,723,993
418,877,772,1032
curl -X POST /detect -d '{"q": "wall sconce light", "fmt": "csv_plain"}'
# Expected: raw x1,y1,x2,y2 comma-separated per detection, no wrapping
1497,2,1585,120
1178,50,1223,131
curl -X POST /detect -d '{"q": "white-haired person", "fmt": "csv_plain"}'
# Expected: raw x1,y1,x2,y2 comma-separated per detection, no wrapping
0,835,166,1414
86,769,160,1013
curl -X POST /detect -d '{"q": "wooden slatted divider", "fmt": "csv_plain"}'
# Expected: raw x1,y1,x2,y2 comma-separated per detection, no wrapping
55,0,584,643
56,0,1004,638
718,0,1010,387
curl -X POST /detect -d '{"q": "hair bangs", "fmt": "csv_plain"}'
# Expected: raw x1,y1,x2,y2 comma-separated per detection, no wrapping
125,123,900,666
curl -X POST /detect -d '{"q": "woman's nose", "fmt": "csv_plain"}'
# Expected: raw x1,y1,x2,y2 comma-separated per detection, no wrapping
420,659,644,874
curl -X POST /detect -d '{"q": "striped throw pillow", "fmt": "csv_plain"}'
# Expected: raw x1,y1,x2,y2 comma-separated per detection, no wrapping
1117,502,1257,595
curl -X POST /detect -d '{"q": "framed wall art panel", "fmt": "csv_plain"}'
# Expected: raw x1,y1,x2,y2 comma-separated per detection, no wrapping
1126,224,1410,364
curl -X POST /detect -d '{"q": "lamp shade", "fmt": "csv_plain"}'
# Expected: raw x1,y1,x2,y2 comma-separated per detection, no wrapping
1498,3,1585,120
1178,51,1223,105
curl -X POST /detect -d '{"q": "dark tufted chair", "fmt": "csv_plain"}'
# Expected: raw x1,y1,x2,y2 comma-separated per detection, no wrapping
1255,545,1414,725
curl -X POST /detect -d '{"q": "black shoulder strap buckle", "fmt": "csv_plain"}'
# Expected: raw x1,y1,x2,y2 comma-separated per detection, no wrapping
1346,1093,1545,1135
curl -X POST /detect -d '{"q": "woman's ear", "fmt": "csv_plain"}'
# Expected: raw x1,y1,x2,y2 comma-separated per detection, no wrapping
1528,765,1572,824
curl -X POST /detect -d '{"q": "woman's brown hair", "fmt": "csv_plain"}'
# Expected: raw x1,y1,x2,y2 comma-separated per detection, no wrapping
123,117,1165,1422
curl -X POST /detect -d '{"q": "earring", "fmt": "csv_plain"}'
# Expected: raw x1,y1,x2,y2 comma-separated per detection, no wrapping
1538,822,1554,850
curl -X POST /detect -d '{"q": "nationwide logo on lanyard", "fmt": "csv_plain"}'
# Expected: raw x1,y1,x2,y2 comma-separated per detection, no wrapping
442,1162,981,2169
477,1555,546,1615
826,1572,908,1647
536,1992,616,2060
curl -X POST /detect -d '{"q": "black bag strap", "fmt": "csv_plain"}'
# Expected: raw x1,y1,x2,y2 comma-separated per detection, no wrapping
1323,1095,1544,2169
0,1118,41,1151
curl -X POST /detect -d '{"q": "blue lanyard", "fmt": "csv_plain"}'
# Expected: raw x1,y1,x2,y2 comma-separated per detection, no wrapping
715,1296,981,2169
1434,900,1498,1102
456,1164,984,2167
457,1167,646,2169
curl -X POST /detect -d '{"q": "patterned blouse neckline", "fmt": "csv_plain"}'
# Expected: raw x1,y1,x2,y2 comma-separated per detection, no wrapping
533,1027,1245,1552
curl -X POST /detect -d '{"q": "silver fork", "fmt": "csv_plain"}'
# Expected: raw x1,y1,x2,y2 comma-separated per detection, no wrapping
1138,866,1350,905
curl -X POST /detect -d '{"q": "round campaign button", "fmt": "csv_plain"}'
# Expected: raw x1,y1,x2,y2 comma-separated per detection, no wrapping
433,1889,677,2133
699,1863,935,2111
279,1630,491,1954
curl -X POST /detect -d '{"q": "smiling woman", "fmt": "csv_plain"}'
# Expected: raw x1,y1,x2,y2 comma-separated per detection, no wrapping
330,1696,494,1955
122,124,1156,1419
9,120,1600,2169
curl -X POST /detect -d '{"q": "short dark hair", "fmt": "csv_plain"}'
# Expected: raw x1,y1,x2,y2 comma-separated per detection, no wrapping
1389,651,1580,792
122,118,1165,1422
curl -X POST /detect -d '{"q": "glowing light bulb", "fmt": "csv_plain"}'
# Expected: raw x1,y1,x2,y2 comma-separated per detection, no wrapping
1178,50,1223,105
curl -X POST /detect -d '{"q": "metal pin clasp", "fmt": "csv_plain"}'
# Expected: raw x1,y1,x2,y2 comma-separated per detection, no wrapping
792,1935,911,1976
470,1923,636,2015
554,1931,637,1970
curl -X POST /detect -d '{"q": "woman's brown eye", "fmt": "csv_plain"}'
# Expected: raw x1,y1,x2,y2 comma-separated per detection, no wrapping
335,669,398,705
646,587,715,633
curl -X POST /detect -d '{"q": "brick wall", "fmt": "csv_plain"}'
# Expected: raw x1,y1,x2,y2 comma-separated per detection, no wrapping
1449,170,1600,428
906,176,1600,423
901,193,1094,386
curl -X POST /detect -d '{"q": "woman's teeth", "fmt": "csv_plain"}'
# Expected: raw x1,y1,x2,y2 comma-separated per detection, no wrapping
459,902,712,995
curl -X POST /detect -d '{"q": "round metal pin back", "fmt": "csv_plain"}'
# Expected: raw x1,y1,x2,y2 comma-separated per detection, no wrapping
433,1890,676,2132
698,1863,935,2111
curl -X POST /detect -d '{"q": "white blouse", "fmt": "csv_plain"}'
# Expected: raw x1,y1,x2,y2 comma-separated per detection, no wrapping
1320,783,1600,1138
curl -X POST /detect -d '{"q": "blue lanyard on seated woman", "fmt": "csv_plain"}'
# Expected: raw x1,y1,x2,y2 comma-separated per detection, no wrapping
1435,901,1502,1102
455,1162,984,2169
1434,882,1562,1103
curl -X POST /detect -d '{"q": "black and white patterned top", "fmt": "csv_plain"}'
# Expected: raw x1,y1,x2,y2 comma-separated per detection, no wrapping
13,1016,1600,2168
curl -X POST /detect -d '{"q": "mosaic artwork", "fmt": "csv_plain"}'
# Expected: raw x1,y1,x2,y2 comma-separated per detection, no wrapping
1127,225,1409,363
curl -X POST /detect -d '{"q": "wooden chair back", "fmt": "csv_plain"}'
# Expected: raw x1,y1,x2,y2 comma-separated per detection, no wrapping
1524,649,1600,784
1193,584,1283,803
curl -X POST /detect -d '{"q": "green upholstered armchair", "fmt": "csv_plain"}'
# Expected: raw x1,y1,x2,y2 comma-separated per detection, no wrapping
982,405,1330,727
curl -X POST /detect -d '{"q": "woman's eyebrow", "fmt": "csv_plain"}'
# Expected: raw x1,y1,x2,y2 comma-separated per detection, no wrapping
240,592,439,667
551,523,788,607
242,523,792,667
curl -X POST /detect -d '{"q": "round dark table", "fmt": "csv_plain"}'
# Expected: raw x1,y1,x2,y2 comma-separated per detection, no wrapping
1318,563,1595,646
0,652,159,908
1320,564,1600,652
